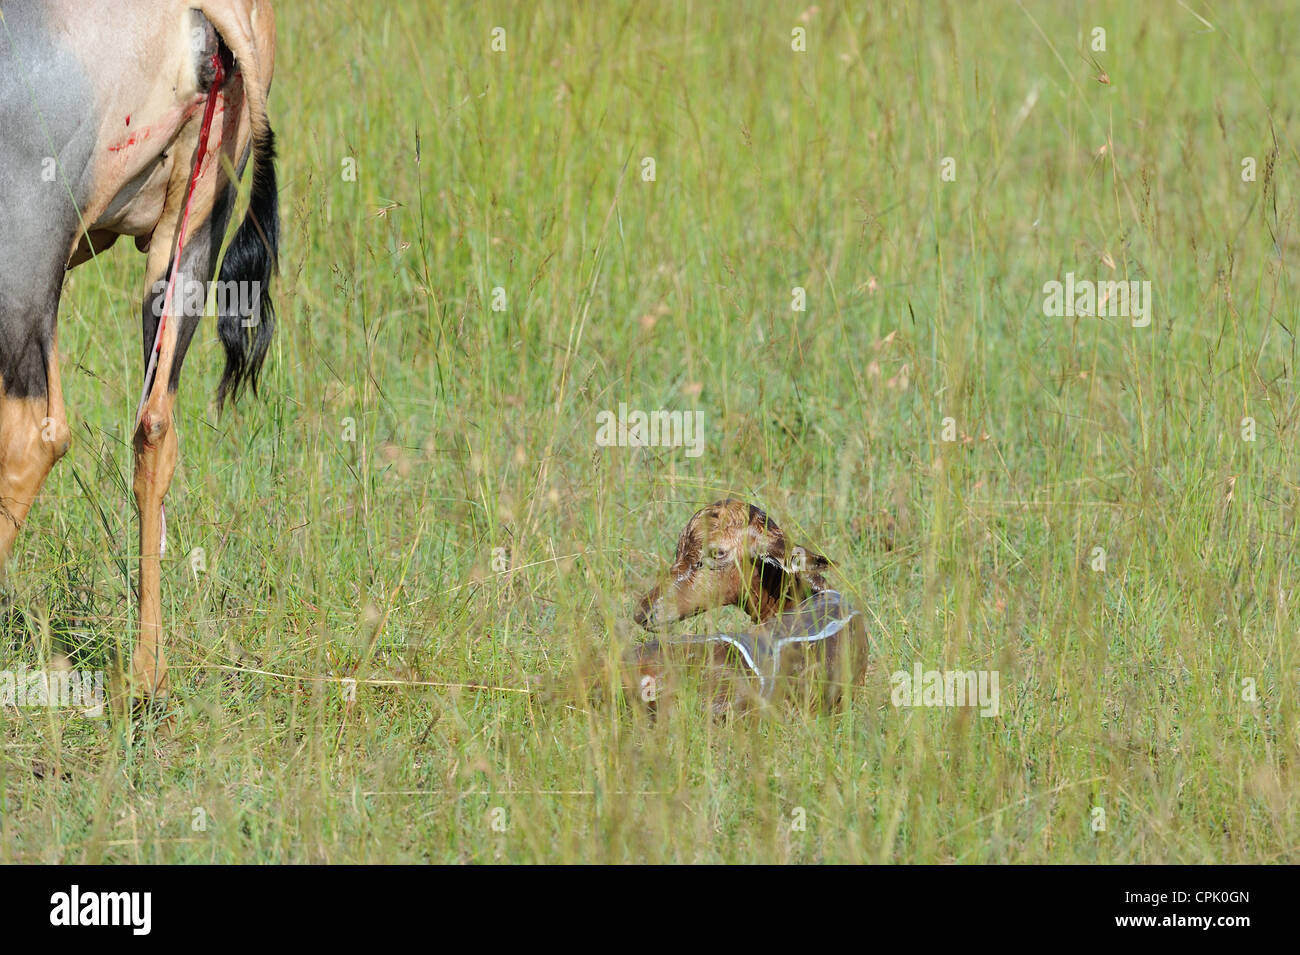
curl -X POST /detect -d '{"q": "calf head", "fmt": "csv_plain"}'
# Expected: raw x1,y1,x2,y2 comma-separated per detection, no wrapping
633,499,830,630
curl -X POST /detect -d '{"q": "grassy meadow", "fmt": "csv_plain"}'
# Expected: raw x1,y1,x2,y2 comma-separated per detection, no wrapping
2,0,1298,863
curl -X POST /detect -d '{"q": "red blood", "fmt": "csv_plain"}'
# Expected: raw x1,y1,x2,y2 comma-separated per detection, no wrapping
136,53,227,422
107,127,153,153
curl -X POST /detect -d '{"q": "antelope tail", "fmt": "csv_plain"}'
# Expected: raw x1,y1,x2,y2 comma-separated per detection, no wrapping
200,1,279,407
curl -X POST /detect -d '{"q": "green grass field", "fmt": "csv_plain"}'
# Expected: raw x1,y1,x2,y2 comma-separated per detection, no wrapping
2,0,1298,863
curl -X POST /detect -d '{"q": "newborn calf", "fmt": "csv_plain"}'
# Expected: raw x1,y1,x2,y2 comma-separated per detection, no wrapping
629,500,870,715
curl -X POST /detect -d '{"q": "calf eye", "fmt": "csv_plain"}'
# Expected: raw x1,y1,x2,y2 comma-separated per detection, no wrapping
710,547,729,562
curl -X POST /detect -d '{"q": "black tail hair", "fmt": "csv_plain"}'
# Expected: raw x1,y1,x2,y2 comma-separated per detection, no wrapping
217,127,278,408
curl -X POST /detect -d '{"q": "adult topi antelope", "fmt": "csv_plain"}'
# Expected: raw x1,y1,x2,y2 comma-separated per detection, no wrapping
0,1,279,705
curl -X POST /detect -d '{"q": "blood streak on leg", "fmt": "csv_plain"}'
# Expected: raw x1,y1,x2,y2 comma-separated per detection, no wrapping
136,52,225,421
134,52,225,574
